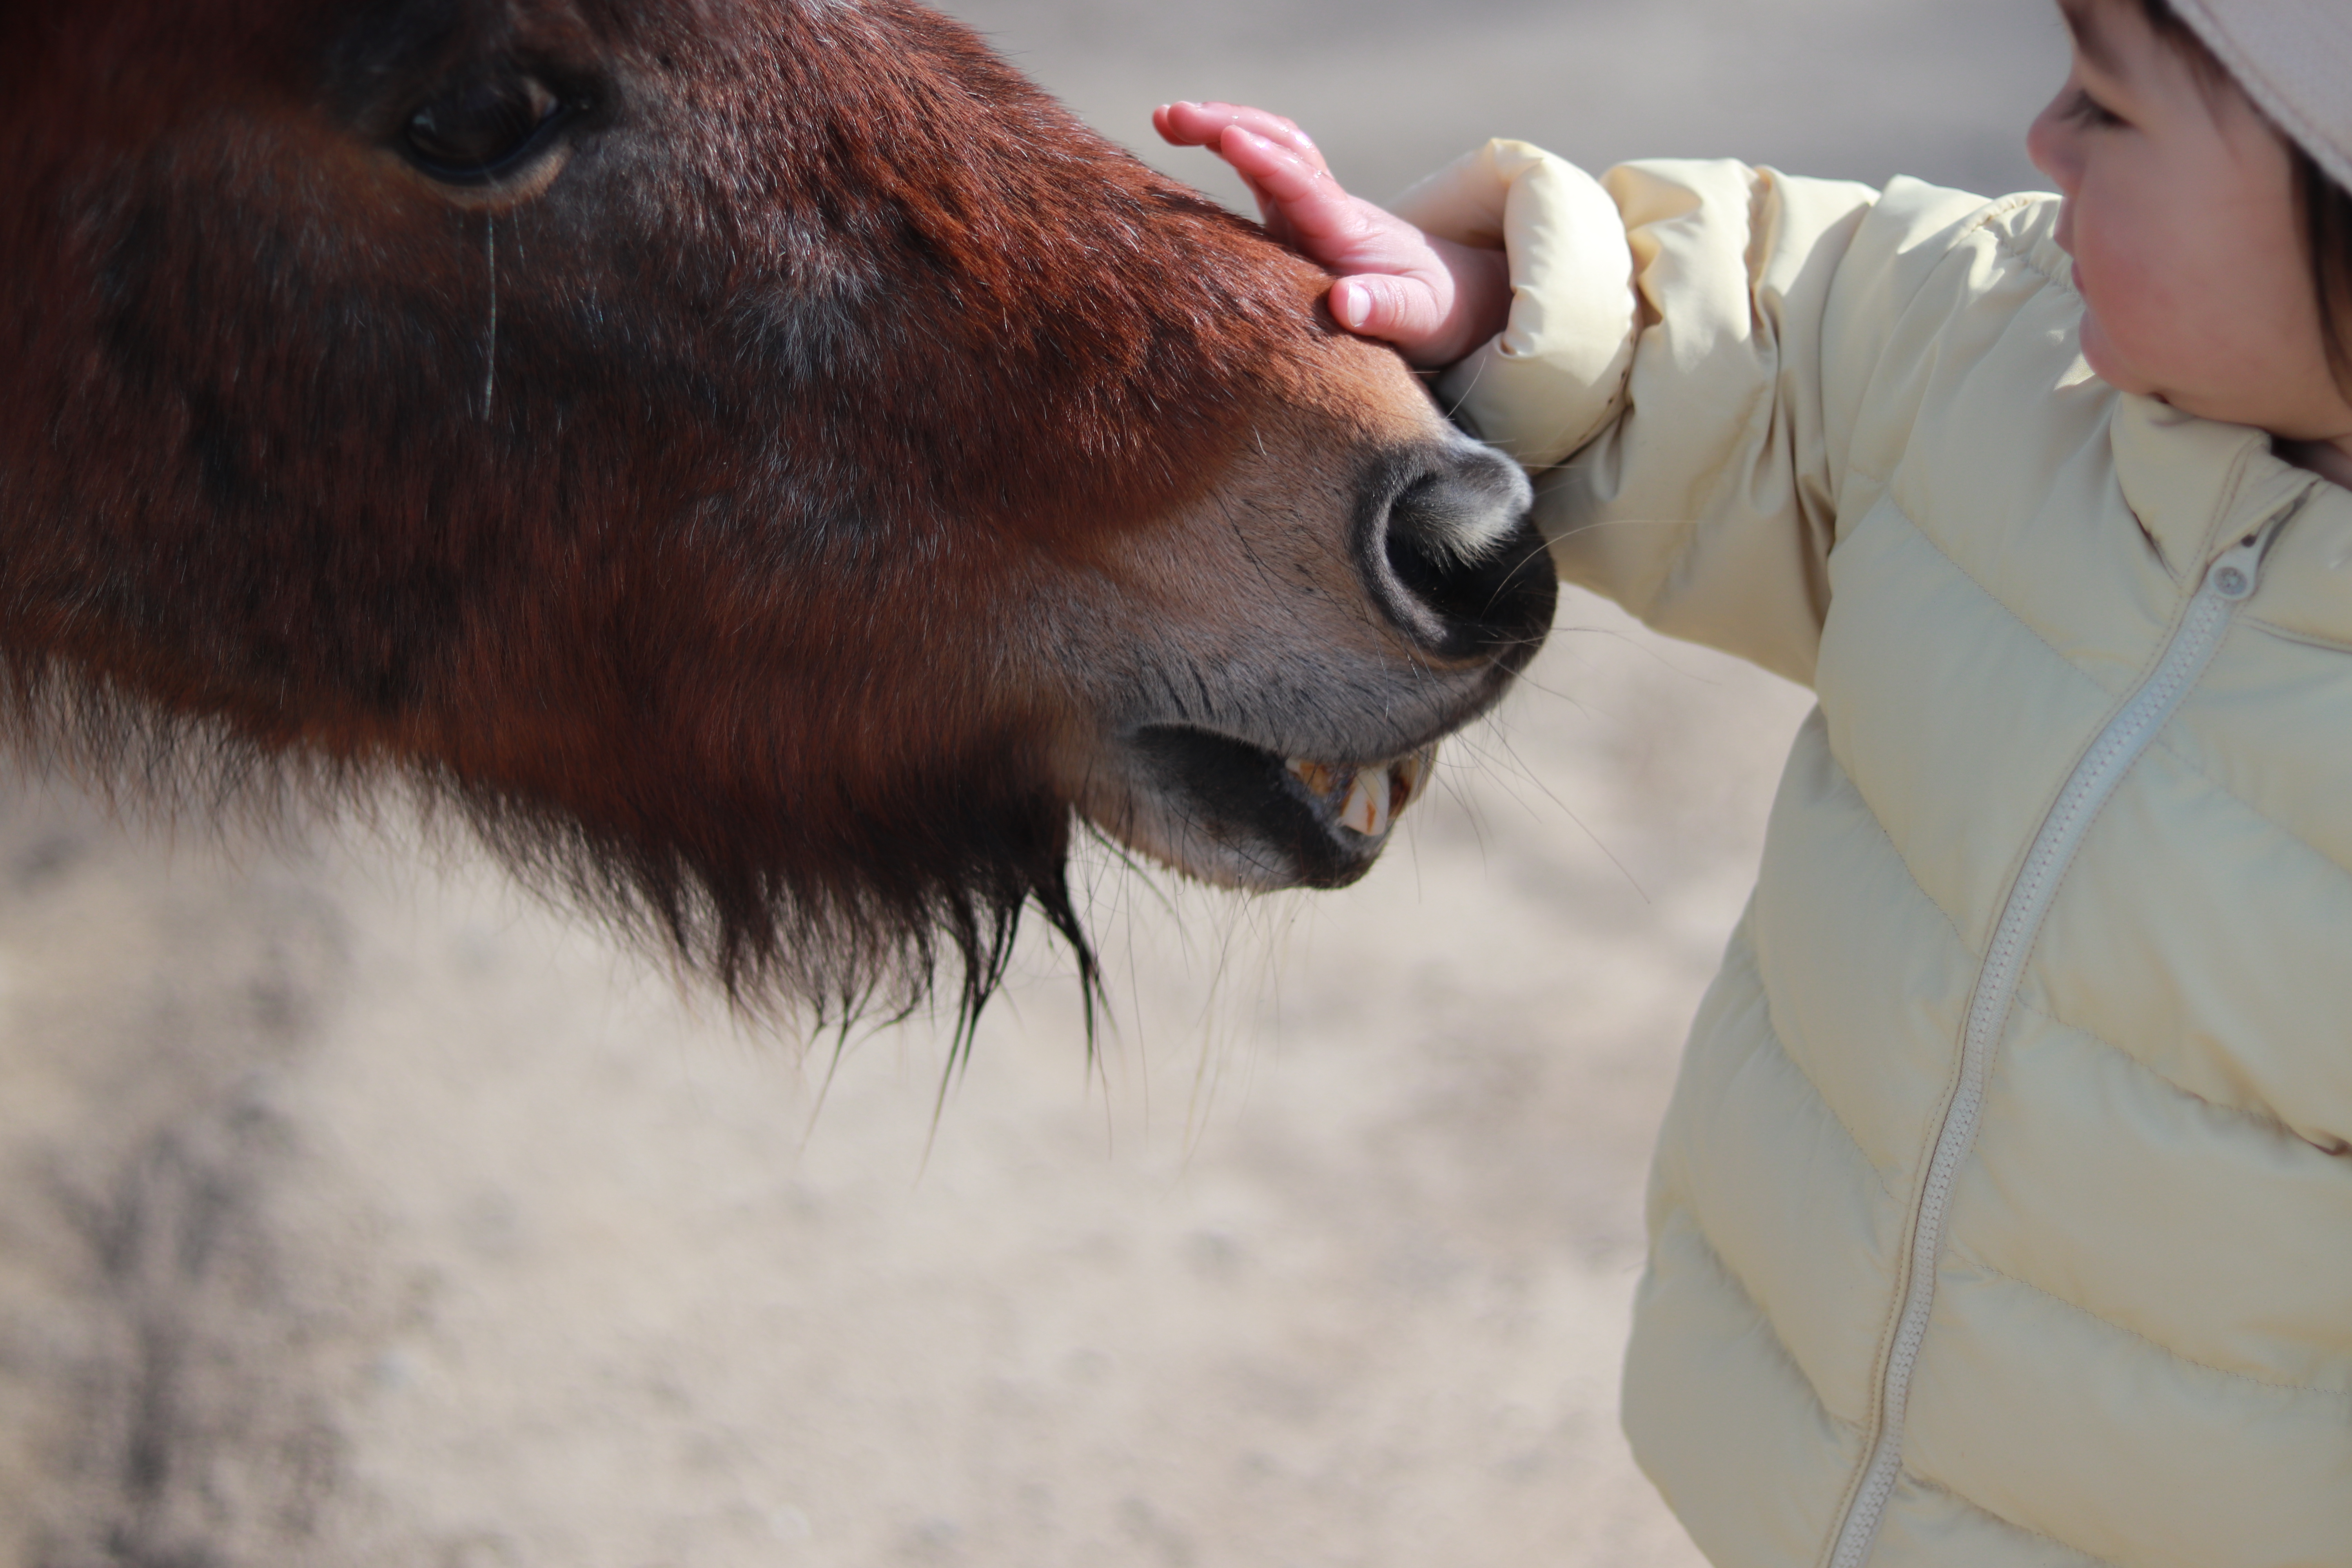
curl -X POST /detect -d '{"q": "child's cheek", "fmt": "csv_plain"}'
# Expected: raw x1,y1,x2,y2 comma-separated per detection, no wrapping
2077,308,2150,395
2067,211,2160,396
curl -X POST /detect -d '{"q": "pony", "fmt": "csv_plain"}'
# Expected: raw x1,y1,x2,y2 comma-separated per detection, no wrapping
0,0,1555,1028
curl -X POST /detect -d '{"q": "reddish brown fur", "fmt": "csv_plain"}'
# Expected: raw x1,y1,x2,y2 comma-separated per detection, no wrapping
0,0,1550,1024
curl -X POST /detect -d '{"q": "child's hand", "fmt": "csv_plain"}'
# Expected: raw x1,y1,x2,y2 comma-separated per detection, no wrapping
1154,102,1509,368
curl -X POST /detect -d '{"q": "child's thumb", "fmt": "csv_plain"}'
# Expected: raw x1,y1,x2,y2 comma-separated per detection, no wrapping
1330,275,1445,355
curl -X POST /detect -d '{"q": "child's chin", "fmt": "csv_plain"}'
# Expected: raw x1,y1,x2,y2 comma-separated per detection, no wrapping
2078,318,2152,396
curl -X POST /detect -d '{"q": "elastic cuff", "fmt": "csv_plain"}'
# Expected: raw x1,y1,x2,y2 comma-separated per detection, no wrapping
1393,139,1639,468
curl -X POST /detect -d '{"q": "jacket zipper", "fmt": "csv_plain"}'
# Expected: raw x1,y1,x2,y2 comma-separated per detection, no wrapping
1823,511,2297,1568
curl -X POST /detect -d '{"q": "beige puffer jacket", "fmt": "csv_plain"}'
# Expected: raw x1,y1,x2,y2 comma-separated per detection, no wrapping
1397,145,2352,1567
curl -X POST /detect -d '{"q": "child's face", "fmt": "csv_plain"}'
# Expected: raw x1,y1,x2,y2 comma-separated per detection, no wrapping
2027,0,2352,445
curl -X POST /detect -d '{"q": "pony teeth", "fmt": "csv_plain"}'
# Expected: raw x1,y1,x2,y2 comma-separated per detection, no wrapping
1389,748,1431,814
1338,772,1388,837
1289,745,1434,838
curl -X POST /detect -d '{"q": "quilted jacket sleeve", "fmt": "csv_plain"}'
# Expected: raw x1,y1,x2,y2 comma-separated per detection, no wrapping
1394,144,1993,686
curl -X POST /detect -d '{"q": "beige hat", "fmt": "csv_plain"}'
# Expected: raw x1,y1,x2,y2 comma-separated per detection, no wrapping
2169,0,2352,193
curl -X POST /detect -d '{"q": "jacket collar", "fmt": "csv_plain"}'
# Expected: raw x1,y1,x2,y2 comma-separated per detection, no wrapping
2111,394,2310,575
2112,393,2352,645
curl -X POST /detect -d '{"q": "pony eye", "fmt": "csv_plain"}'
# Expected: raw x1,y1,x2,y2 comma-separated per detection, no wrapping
403,73,571,185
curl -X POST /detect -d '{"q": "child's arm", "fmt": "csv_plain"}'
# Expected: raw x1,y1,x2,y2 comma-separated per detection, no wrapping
1153,102,1510,368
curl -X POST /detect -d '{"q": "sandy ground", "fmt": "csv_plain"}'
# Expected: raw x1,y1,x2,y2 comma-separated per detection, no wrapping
0,4,2060,1564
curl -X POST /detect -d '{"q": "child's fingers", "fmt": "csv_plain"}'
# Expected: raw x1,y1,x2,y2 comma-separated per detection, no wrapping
1154,100,1495,365
1212,127,1365,252
1155,104,1357,254
1154,102,1328,175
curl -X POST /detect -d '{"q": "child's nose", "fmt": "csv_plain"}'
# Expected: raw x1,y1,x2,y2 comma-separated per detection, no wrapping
2025,93,2080,193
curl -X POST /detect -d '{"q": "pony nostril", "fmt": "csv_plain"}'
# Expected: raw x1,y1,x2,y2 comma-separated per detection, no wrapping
1371,450,1554,660
1385,474,1502,614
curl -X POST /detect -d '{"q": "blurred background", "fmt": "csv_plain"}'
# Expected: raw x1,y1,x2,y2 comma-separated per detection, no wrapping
957,0,2058,212
0,3,2063,1565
